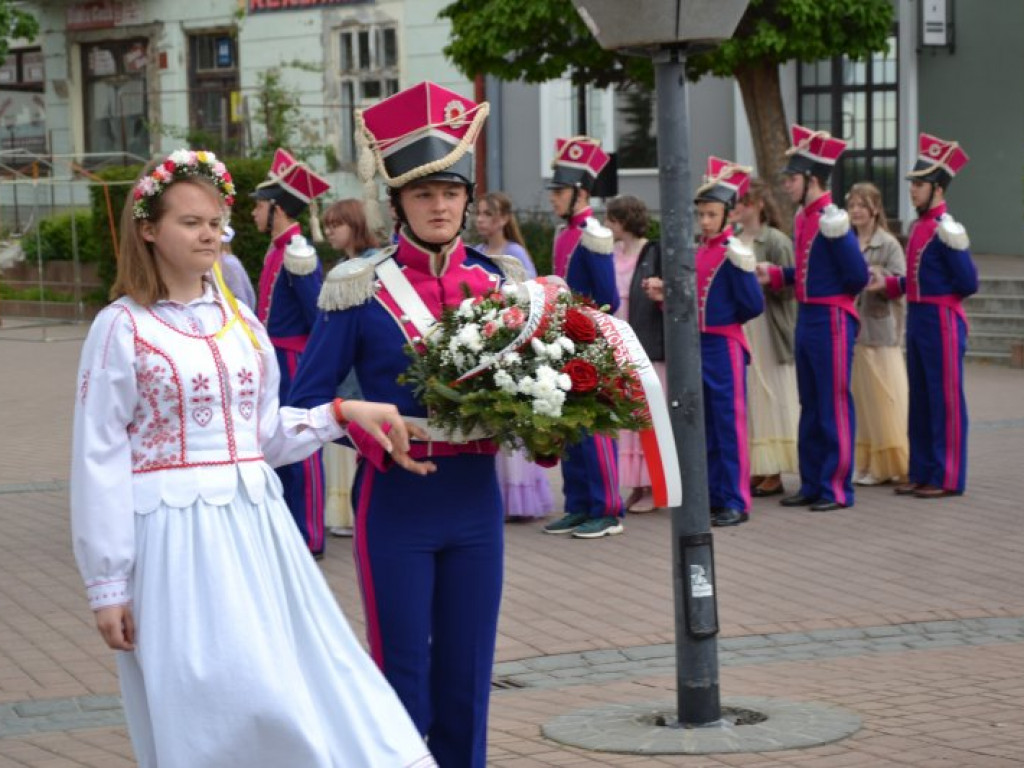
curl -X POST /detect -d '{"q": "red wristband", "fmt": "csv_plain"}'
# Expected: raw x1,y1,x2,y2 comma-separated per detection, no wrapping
331,397,349,426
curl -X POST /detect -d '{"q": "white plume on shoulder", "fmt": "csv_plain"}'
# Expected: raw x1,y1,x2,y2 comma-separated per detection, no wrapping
283,235,319,276
937,214,970,251
819,204,850,239
725,237,756,272
580,217,613,255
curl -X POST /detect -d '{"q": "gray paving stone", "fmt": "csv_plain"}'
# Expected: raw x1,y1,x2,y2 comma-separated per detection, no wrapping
621,643,673,661
13,699,79,717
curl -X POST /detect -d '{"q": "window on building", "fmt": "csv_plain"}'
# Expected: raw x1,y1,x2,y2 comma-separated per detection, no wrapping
798,33,899,218
82,39,150,162
0,48,47,155
189,32,241,156
613,84,657,170
338,23,399,163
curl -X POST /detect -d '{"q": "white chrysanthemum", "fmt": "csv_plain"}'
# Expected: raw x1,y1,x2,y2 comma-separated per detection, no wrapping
494,369,518,394
545,342,563,360
535,365,560,387
517,376,536,396
557,373,572,391
457,298,477,318
455,323,483,352
481,308,498,322
530,337,547,357
532,389,566,417
169,149,192,166
558,337,575,354
503,351,521,366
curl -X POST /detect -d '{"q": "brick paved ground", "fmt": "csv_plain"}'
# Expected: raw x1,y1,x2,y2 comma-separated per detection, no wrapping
1,311,1023,766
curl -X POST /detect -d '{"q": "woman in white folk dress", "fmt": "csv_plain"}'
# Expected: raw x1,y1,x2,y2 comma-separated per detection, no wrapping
70,149,437,768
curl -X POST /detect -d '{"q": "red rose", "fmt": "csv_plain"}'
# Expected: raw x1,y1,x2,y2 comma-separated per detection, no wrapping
562,359,599,393
163,159,176,172
563,308,597,343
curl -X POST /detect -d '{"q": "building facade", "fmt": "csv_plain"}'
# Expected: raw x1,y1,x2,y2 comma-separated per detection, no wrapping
3,0,1021,255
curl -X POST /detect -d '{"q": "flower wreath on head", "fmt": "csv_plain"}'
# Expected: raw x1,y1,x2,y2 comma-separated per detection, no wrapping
132,148,236,220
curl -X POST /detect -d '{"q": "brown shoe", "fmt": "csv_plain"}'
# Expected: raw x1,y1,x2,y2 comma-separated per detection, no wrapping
752,475,784,497
893,482,920,495
913,484,959,499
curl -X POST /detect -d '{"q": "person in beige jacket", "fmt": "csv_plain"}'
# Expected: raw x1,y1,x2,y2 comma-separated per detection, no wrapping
847,182,909,485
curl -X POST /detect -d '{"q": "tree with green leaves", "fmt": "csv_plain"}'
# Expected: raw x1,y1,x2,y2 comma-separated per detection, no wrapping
441,0,893,218
0,2,39,65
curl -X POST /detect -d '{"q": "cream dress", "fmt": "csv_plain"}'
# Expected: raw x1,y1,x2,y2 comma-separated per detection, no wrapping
70,288,434,768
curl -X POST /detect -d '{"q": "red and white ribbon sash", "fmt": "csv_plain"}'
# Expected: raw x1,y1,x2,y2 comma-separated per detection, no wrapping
587,310,682,509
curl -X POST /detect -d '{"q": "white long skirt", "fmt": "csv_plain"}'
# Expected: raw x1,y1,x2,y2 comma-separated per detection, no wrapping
745,312,799,476
118,470,435,768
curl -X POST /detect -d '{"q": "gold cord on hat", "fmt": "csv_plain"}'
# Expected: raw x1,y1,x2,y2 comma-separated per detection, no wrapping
355,101,490,189
784,129,833,157
907,138,961,178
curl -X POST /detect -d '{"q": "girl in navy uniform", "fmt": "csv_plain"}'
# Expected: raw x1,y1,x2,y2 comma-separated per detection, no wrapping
288,82,524,768
252,149,331,555
542,136,624,539
650,159,763,526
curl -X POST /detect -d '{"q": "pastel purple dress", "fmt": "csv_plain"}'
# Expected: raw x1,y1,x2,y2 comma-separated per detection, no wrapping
476,241,552,519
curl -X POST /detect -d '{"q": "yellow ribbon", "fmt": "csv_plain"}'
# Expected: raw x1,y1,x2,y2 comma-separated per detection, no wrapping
212,260,261,350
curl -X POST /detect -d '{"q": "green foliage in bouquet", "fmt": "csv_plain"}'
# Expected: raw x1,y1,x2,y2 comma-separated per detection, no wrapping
400,282,650,460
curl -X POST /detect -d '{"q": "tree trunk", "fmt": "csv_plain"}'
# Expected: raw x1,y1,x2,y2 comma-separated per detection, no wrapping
735,62,795,234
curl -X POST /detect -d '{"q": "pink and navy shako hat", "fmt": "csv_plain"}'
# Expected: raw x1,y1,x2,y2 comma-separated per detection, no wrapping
252,148,331,218
694,156,751,208
356,82,489,189
547,136,610,192
783,124,847,184
906,132,968,188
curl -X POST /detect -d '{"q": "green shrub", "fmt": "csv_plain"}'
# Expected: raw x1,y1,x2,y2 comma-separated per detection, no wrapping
21,210,99,264
518,209,557,276
0,282,76,302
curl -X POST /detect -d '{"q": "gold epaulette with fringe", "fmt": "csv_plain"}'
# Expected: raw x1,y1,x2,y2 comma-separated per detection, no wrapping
488,253,527,284
317,246,396,312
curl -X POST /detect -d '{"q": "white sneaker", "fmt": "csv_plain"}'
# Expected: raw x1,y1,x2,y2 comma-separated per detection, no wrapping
329,526,354,537
854,474,881,486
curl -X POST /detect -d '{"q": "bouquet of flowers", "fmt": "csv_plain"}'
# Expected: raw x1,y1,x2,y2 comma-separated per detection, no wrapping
400,279,651,460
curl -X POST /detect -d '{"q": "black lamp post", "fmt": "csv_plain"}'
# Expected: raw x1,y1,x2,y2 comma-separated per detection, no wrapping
570,0,749,726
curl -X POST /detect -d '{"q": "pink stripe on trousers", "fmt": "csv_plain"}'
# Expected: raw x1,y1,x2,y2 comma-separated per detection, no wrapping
728,338,752,511
353,467,385,669
941,308,962,489
829,309,852,505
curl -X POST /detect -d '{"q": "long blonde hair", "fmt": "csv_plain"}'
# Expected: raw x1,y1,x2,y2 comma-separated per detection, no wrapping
478,191,526,247
845,182,891,234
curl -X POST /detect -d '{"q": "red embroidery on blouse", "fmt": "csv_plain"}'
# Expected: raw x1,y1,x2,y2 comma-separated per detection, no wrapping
237,366,256,421
130,339,185,471
79,370,91,405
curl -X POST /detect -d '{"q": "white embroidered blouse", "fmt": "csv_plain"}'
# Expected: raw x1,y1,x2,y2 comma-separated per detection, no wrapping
71,286,344,610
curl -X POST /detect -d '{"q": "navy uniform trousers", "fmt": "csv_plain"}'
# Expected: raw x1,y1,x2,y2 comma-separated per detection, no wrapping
562,435,621,519
701,333,752,512
794,304,858,506
906,303,968,493
274,345,325,555
352,453,502,768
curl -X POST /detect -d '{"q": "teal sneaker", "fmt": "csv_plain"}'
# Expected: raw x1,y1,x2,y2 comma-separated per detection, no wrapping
571,516,624,539
542,512,590,535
